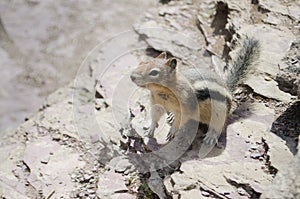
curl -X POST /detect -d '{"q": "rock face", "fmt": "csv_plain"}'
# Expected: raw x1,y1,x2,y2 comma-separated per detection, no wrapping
0,0,157,133
276,39,300,98
261,142,300,199
0,0,299,198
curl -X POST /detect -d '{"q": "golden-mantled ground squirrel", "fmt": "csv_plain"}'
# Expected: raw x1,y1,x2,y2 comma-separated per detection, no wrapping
130,37,260,145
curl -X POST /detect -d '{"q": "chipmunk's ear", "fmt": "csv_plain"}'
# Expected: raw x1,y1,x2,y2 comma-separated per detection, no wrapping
166,58,177,72
156,52,167,59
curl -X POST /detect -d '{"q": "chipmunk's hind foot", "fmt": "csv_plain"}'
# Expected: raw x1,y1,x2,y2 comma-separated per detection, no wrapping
202,130,219,146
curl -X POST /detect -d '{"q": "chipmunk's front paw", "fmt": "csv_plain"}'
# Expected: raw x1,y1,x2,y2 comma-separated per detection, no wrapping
166,126,178,141
146,122,158,138
202,133,218,146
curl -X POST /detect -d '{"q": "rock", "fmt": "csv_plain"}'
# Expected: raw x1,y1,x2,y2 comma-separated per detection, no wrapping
0,142,27,196
83,174,92,181
276,39,300,98
180,189,205,199
0,180,28,199
23,136,85,198
169,172,197,191
110,193,136,199
231,103,294,170
211,55,226,79
238,24,295,76
250,152,264,159
259,0,300,20
135,22,201,52
40,155,50,164
158,6,180,16
133,4,210,67
163,176,174,194
147,169,166,199
245,75,292,102
107,156,134,173
287,4,300,20
271,101,300,154
179,160,237,197
52,133,61,141
86,189,95,194
0,0,298,198
224,167,270,194
261,145,300,199
262,13,282,25
201,191,210,197
237,187,249,197
263,132,294,171
97,170,131,198
163,103,293,198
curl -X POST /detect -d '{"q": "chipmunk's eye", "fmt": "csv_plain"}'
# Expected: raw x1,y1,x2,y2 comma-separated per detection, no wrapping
149,69,160,77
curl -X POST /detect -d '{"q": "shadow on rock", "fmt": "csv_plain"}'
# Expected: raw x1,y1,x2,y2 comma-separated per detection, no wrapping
123,119,226,174
271,101,300,155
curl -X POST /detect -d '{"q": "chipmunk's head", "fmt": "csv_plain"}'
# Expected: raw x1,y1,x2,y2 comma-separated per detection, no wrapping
130,52,177,87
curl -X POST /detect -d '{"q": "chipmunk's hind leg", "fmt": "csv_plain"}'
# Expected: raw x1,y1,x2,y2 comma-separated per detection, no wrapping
202,100,228,146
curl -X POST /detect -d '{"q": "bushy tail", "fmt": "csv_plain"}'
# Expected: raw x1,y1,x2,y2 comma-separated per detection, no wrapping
226,36,260,92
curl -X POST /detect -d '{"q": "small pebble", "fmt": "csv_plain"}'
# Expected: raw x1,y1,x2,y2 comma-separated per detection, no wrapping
201,191,210,197
87,189,95,194
52,134,61,141
237,187,248,196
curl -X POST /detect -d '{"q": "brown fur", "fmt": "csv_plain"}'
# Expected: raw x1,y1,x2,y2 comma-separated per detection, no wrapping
130,52,230,143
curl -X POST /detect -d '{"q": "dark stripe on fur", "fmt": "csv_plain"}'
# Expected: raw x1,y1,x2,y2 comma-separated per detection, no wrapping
195,88,229,102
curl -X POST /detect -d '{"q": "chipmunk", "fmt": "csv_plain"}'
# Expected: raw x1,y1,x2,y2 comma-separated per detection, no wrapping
130,37,260,145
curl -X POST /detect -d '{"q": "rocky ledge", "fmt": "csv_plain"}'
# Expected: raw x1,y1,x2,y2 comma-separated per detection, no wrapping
0,0,299,198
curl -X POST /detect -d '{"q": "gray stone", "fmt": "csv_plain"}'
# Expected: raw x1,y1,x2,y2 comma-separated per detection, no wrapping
277,72,300,98
287,4,300,20
163,176,174,194
263,13,282,25
158,6,180,16
0,0,298,198
169,172,197,191
263,132,294,171
166,103,293,198
0,181,29,199
23,136,85,198
259,0,299,19
180,189,205,199
148,169,166,199
96,170,129,198
245,75,292,102
238,24,295,76
107,156,134,173
261,145,300,199
211,55,226,79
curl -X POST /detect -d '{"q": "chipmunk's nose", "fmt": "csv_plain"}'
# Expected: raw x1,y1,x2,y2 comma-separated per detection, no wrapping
130,73,137,81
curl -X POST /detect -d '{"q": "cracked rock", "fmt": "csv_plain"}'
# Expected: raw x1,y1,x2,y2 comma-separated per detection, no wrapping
97,170,133,198
245,75,292,102
107,156,135,173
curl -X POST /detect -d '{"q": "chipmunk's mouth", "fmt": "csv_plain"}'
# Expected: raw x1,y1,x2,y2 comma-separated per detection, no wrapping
132,80,147,88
